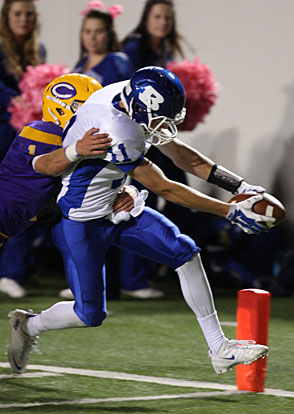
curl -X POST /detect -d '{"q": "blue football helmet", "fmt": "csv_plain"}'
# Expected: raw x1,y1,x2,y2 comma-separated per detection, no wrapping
121,66,186,146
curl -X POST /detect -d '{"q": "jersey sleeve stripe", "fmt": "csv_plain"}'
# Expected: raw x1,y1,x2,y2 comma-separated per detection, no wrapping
0,230,10,238
19,126,62,146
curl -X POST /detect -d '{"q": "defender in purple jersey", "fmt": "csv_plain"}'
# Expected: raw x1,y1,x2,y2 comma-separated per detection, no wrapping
0,73,135,246
0,121,63,242
0,73,107,297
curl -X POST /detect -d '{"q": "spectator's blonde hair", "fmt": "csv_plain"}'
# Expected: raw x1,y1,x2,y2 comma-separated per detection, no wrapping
0,0,41,79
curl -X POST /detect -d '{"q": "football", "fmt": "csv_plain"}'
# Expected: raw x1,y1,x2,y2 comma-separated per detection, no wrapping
228,192,286,227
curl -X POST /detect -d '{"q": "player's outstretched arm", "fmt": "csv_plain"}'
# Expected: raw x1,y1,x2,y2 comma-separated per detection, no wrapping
33,128,112,176
129,158,230,217
159,138,214,180
159,139,264,194
129,159,273,234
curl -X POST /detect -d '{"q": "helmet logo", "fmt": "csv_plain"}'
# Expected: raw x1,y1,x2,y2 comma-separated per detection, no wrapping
138,86,164,110
51,82,77,100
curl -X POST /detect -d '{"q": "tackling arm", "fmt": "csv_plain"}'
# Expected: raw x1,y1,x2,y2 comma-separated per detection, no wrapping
33,128,112,176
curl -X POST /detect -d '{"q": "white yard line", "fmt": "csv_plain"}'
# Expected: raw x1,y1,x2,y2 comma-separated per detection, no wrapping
221,321,237,327
0,362,236,390
0,372,62,380
0,362,293,400
0,390,246,409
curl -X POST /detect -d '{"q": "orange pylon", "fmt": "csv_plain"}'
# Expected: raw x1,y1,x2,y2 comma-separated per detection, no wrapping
236,289,271,392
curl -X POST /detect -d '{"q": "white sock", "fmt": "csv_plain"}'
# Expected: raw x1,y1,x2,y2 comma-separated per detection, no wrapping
176,253,226,354
197,311,226,355
25,301,86,337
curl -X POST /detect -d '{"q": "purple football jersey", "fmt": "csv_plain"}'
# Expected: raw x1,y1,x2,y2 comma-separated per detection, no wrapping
0,121,63,240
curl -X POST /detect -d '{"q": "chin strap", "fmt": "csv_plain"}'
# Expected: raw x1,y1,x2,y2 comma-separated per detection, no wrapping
46,95,72,127
47,107,60,126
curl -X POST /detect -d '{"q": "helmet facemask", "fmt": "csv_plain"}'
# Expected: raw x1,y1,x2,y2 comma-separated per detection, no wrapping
142,109,186,146
45,96,85,127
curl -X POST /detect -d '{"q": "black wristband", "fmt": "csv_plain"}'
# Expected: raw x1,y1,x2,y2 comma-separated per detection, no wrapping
207,164,243,193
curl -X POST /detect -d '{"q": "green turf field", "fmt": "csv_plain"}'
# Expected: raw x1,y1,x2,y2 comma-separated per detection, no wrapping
0,273,293,414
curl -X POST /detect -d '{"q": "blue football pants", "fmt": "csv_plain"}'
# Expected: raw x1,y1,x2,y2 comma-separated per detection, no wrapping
52,207,199,327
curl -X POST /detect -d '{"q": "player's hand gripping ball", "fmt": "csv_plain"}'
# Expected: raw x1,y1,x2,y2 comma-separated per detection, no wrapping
228,192,286,228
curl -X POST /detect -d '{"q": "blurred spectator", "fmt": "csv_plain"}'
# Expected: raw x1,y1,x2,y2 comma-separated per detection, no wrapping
188,212,287,294
272,249,294,296
118,0,190,299
122,0,184,70
73,6,133,85
0,0,45,298
0,0,45,159
271,133,294,296
59,1,134,300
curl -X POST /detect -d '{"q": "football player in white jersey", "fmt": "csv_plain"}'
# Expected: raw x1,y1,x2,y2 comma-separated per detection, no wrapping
8,67,273,376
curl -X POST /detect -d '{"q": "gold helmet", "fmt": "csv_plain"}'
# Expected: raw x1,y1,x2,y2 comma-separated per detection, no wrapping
42,73,102,128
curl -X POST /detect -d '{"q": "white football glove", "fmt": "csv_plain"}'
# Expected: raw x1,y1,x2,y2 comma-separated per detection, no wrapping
226,194,276,234
235,181,265,195
130,189,149,217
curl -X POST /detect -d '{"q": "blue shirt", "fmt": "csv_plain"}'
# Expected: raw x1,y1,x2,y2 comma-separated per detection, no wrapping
73,52,134,86
123,34,172,71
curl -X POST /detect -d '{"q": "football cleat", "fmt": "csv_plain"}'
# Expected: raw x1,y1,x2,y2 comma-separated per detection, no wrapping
0,277,26,298
59,288,74,300
8,309,38,374
120,287,164,299
209,339,268,375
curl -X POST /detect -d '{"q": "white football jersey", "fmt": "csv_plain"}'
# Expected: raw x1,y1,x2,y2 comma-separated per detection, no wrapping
58,81,147,221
